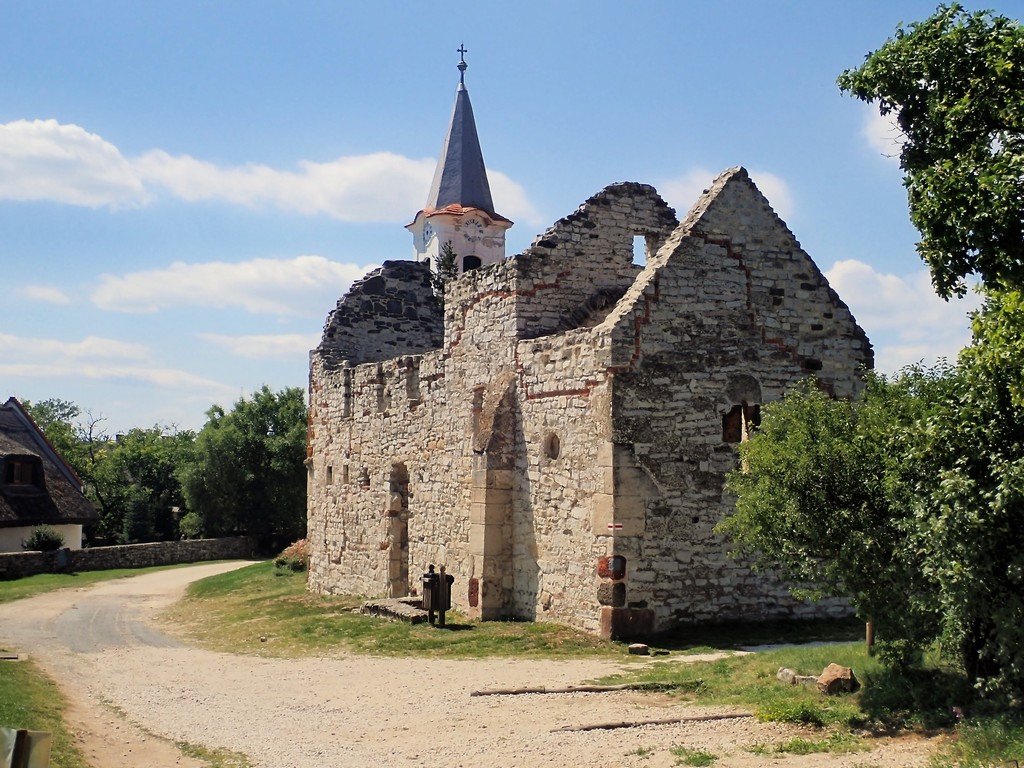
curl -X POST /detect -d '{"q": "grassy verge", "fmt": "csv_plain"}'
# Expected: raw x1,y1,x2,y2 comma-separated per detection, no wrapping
599,642,878,727
163,561,625,659
929,717,1024,767
177,741,252,768
0,657,88,768
0,561,230,605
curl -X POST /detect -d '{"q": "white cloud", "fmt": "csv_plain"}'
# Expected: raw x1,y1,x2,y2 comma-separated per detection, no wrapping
91,255,371,315
22,284,71,305
863,107,905,162
0,119,542,224
0,333,149,361
0,119,146,207
825,259,982,373
0,362,234,394
659,167,795,222
200,332,320,359
0,332,234,397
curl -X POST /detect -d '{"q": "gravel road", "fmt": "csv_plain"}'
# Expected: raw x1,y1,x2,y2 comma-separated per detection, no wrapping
0,563,933,768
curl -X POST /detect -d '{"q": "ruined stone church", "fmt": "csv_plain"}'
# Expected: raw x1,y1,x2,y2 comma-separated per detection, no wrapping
307,56,872,638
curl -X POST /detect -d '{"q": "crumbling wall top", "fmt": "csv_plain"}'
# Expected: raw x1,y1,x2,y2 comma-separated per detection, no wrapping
316,260,443,368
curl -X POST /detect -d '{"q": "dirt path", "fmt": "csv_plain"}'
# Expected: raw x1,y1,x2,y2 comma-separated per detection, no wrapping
0,564,935,768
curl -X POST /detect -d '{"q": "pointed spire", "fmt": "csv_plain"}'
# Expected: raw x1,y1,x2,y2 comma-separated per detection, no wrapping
424,46,496,215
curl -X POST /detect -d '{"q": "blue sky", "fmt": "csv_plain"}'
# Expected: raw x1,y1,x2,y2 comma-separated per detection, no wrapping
2,1,1015,433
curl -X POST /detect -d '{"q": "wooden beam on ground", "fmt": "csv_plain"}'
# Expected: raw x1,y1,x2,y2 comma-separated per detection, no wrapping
470,681,693,697
551,712,754,733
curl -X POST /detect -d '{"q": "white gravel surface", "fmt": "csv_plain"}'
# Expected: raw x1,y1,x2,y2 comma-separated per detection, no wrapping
0,563,934,768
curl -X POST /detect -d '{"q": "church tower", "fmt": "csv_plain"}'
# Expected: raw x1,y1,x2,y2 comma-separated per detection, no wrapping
406,46,513,275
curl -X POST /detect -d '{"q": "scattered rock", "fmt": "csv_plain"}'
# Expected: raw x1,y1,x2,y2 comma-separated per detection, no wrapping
628,643,650,655
817,663,859,695
795,675,819,687
259,636,267,643
777,667,797,684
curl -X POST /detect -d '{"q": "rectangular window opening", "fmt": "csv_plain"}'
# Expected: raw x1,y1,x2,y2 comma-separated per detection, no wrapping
632,235,647,267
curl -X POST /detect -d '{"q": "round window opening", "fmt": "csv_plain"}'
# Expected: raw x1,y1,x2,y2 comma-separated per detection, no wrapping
543,432,561,460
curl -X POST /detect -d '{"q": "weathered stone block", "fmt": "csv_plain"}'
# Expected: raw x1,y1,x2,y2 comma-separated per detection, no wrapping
597,580,626,607
599,606,655,640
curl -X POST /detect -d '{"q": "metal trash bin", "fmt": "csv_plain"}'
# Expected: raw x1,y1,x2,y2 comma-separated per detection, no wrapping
421,564,455,626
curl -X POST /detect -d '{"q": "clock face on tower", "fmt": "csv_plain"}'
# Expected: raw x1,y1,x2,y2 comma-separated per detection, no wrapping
422,223,434,248
464,217,485,242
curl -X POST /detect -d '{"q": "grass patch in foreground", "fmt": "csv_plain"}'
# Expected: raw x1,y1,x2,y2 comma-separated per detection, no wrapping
178,741,253,768
670,745,717,765
0,657,88,768
163,561,624,659
599,642,875,727
929,717,1024,768
774,731,868,755
597,641,974,732
0,561,229,605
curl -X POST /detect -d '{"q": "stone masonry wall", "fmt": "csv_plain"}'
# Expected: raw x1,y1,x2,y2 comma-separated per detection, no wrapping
512,183,678,340
308,170,871,637
597,168,871,633
0,536,254,580
318,260,442,367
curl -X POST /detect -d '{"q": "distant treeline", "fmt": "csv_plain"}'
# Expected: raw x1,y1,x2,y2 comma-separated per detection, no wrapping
25,386,307,553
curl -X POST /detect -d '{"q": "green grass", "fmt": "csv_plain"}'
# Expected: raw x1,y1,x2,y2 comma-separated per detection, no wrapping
625,746,653,759
929,717,1024,767
0,657,88,768
774,731,868,755
596,639,978,734
0,561,225,605
670,745,717,765
177,741,253,768
598,642,874,727
164,561,626,659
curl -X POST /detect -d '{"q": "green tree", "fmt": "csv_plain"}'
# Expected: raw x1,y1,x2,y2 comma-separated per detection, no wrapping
430,240,459,303
178,386,307,552
720,372,952,667
92,427,195,543
903,291,1024,697
838,4,1024,298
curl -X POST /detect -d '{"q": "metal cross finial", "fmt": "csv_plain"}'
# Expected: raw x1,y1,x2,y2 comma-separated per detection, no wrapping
457,43,468,85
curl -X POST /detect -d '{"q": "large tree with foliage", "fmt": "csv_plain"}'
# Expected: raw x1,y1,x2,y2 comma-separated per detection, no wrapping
23,399,196,544
92,427,195,544
904,293,1024,698
721,372,953,668
838,3,1024,298
177,386,307,552
722,3,1024,699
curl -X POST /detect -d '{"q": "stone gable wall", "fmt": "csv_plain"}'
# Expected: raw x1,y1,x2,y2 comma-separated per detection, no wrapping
597,169,870,632
512,184,678,340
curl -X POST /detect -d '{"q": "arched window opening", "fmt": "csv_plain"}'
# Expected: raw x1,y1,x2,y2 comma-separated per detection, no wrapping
462,255,482,272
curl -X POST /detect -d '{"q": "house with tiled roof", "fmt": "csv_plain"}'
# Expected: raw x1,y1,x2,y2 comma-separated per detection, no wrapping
0,397,98,552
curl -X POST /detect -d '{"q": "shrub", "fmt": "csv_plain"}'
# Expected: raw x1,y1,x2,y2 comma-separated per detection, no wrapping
22,526,65,552
274,538,310,572
178,510,204,540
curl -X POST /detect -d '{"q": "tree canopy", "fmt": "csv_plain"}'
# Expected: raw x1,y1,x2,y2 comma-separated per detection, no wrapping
22,387,307,553
177,386,307,552
838,3,1024,298
721,4,1024,702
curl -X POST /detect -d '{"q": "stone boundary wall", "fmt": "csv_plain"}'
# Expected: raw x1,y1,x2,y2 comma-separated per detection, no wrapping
0,536,254,580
